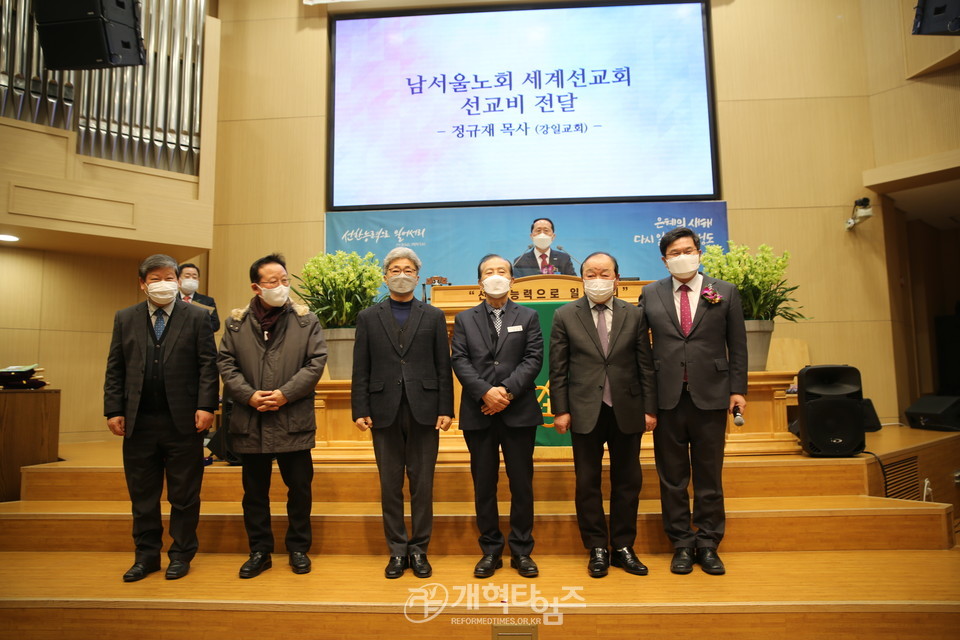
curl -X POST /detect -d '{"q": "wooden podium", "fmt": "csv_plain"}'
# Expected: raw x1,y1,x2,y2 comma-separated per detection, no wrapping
313,275,800,457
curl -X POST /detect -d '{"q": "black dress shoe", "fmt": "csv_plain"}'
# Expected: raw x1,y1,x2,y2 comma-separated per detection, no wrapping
123,559,161,582
474,554,502,578
587,547,609,578
289,551,311,574
165,559,190,580
409,553,432,578
670,548,695,575
239,551,272,579
510,555,539,578
696,548,726,575
611,546,648,576
385,555,408,579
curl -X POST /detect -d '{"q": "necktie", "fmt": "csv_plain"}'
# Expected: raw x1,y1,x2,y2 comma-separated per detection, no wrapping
492,308,503,336
183,295,191,303
540,253,549,274
594,303,613,406
154,308,166,340
679,284,692,336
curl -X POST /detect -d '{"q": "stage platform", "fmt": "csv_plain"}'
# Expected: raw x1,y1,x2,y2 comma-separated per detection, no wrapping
1,426,958,638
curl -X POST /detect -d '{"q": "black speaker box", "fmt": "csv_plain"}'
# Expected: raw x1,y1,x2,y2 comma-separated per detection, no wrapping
906,395,960,431
796,365,865,457
34,0,145,70
913,0,960,35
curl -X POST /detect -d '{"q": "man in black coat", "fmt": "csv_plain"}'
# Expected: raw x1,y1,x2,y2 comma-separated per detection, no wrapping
512,217,577,277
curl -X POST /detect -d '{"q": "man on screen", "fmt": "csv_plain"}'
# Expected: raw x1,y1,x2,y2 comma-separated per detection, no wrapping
513,218,577,277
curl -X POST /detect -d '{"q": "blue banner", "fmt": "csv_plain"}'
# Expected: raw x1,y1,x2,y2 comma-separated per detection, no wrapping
326,202,727,285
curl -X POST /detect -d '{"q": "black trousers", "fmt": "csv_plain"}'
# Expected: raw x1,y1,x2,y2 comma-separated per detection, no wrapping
371,397,439,556
653,387,727,549
122,411,204,563
240,449,314,553
570,403,643,550
462,419,537,557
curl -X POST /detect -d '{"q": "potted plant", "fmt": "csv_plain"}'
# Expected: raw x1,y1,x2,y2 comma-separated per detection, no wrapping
700,242,806,371
293,250,383,379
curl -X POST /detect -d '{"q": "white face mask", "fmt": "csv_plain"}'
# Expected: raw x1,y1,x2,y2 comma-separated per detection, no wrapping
146,281,179,305
665,253,701,279
583,278,616,304
259,283,290,307
532,233,553,251
481,275,512,298
386,274,418,295
179,278,199,295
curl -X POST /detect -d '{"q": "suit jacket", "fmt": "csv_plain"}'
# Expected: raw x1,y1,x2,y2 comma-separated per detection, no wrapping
103,300,219,436
351,298,455,428
513,248,576,278
549,296,657,434
179,291,220,333
451,300,544,430
640,275,748,411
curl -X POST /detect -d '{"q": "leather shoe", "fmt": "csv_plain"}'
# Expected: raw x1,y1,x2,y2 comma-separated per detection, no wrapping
385,555,408,579
510,555,539,578
474,554,502,578
409,553,432,578
239,551,272,579
671,548,695,575
165,559,190,580
123,559,160,582
587,547,609,578
611,546,648,576
289,551,311,575
696,548,726,575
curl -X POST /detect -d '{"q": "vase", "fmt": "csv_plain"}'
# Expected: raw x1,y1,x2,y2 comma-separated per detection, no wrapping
324,327,356,380
744,319,775,371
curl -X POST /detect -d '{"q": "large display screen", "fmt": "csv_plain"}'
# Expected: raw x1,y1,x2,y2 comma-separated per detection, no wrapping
329,1,718,210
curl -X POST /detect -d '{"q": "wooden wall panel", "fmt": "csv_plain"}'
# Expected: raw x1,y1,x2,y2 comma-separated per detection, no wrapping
0,121,71,178
0,329,41,367
861,0,907,95
38,254,141,333
900,0,960,78
717,97,875,210
214,117,326,225
38,331,114,437
79,159,199,201
10,185,135,230
712,0,868,101
0,248,44,330
218,0,326,21
218,16,327,122
869,75,960,167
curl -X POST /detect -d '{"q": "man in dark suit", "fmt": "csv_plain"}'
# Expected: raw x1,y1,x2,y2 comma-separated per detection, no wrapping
352,247,454,580
104,254,218,582
451,254,544,579
549,252,658,578
178,262,220,332
513,217,577,277
640,227,747,575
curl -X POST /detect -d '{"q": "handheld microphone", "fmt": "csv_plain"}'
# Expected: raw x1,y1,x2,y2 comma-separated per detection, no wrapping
732,405,744,426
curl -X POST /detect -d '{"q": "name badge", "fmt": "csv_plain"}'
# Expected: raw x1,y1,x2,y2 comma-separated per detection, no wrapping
507,325,523,333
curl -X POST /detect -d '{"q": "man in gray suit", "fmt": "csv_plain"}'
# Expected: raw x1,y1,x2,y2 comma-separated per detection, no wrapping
549,252,658,578
641,227,747,575
104,254,218,582
352,247,454,579
451,254,544,579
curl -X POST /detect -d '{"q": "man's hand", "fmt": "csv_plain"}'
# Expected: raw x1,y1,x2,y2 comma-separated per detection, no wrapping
195,410,215,432
436,415,452,431
553,412,571,434
729,394,746,415
259,389,288,412
107,416,125,437
356,417,373,432
481,386,511,413
248,390,272,410
644,413,657,432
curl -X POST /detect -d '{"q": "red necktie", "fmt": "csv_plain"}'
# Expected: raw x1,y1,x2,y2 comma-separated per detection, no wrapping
679,284,692,336
183,295,192,303
540,253,549,274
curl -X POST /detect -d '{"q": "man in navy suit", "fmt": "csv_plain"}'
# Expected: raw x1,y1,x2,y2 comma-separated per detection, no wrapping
513,217,577,277
104,254,218,582
352,247,454,580
177,262,220,333
451,254,544,578
640,227,747,575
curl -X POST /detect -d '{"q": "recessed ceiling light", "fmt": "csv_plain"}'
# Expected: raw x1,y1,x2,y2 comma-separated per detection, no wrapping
0,234,20,242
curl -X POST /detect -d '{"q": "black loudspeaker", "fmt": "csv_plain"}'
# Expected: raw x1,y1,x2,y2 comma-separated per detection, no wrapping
34,0,146,70
796,365,865,457
913,0,960,35
906,396,960,431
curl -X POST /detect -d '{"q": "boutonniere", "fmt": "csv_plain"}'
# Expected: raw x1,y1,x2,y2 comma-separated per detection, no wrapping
702,285,723,304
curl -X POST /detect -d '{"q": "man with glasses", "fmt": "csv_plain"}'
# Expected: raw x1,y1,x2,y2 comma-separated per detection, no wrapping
218,254,327,579
351,247,454,579
512,218,577,277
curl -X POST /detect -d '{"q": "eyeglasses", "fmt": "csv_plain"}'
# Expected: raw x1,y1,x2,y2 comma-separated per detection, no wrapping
258,278,289,288
387,268,418,276
665,248,699,258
